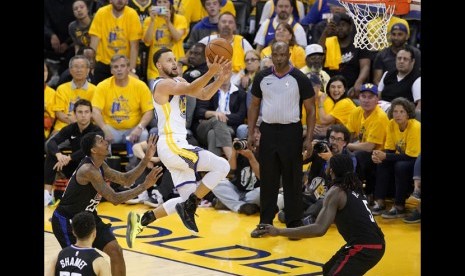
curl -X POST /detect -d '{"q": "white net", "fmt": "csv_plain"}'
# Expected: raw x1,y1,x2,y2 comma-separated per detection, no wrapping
338,1,396,51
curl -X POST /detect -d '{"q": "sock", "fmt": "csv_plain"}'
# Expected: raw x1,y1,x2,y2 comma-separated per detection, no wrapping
141,210,156,226
190,193,201,205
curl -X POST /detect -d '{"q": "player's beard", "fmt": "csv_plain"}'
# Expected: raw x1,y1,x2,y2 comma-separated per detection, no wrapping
162,67,178,78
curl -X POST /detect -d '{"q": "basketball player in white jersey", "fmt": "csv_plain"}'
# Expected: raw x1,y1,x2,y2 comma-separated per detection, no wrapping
126,48,232,247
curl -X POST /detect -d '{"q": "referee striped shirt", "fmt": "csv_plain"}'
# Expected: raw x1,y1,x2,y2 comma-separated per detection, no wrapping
251,66,314,124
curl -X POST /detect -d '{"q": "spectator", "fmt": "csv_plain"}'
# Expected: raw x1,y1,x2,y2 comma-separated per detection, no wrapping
52,55,96,135
248,41,315,238
232,49,261,91
259,0,305,25
199,12,254,78
346,83,389,205
259,22,306,69
91,54,154,145
212,120,263,215
378,46,421,112
57,46,97,86
254,0,307,52
69,0,93,54
185,0,221,50
44,0,76,75
315,74,356,138
371,97,420,218
195,69,247,159
372,21,421,85
143,0,188,85
89,0,142,84
300,43,330,93
318,12,373,98
178,0,236,27
128,0,157,83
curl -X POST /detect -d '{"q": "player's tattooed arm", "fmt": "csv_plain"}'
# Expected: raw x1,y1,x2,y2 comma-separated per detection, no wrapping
79,165,150,205
101,161,150,187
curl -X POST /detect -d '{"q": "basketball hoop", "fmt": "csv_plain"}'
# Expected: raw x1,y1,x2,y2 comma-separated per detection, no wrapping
338,0,406,51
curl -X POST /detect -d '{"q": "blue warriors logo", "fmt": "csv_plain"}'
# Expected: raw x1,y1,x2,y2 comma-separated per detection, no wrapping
179,95,187,119
107,26,127,53
110,95,130,123
395,139,406,154
358,126,366,141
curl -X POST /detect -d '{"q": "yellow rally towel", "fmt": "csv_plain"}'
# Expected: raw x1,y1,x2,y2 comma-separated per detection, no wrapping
324,36,342,70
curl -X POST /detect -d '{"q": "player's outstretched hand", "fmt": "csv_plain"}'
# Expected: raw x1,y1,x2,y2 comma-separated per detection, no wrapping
143,134,158,161
141,166,163,190
255,224,280,237
207,55,230,75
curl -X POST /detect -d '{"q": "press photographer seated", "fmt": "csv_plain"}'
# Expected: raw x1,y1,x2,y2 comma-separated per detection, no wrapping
304,124,357,186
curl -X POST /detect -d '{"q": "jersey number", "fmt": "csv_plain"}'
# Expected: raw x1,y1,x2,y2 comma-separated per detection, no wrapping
85,199,99,212
362,199,375,222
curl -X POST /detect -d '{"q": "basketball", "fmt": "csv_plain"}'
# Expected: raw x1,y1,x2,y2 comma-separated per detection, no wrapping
205,38,233,63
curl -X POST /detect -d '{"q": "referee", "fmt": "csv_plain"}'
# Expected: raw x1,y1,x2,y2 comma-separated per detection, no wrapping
247,41,316,237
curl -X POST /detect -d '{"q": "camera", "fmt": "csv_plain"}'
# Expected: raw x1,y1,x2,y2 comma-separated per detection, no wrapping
151,5,168,15
233,139,248,150
313,140,329,153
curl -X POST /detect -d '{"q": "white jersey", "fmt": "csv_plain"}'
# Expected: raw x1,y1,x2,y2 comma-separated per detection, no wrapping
152,78,188,142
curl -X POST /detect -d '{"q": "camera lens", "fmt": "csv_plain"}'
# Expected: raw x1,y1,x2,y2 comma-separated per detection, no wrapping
233,140,248,150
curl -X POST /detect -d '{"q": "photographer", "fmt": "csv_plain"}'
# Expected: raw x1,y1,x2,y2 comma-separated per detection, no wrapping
280,124,357,224
211,121,262,215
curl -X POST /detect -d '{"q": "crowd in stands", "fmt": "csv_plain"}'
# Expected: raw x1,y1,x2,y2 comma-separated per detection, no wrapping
45,0,421,224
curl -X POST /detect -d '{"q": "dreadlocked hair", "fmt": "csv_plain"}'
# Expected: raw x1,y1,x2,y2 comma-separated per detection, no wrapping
329,154,363,193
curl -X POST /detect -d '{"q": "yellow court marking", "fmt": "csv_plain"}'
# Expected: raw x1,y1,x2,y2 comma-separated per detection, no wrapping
45,202,420,275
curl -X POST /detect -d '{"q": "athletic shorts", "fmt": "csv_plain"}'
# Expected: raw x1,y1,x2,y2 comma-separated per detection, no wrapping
157,138,203,189
323,243,385,276
51,210,116,251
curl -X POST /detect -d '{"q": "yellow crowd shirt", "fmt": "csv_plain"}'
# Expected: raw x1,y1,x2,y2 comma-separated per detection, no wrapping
260,44,306,69
143,13,188,79
323,97,357,128
384,118,421,157
92,76,154,129
347,105,389,150
53,82,96,131
89,5,142,65
177,0,236,27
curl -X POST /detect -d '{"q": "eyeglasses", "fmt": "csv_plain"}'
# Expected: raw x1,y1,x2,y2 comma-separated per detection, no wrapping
329,136,345,142
245,58,260,63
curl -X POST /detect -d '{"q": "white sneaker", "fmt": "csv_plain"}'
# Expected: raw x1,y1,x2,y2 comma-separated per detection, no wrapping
44,190,53,206
125,190,149,204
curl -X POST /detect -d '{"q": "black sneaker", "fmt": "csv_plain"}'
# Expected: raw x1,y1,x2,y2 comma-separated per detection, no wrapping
403,209,421,224
175,193,199,233
238,203,259,215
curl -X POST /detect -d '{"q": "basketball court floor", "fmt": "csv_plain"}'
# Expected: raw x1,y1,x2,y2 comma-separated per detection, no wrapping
44,199,420,275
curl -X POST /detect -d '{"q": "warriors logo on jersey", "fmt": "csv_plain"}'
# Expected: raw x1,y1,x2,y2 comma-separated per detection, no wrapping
179,95,186,119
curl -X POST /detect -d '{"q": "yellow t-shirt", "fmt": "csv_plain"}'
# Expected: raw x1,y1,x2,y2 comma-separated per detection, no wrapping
385,118,420,157
324,97,357,128
89,5,142,64
53,82,96,131
260,44,306,69
347,106,389,150
143,14,188,79
44,85,56,138
44,85,56,119
178,0,236,27
92,76,154,129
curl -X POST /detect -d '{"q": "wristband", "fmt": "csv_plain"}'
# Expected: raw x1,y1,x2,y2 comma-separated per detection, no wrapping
137,123,144,130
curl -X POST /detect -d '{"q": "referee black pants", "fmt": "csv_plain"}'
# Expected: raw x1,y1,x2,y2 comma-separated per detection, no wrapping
259,122,303,227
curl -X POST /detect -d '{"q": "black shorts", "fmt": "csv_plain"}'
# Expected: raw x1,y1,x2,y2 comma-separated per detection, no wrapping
323,243,385,276
51,210,116,251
